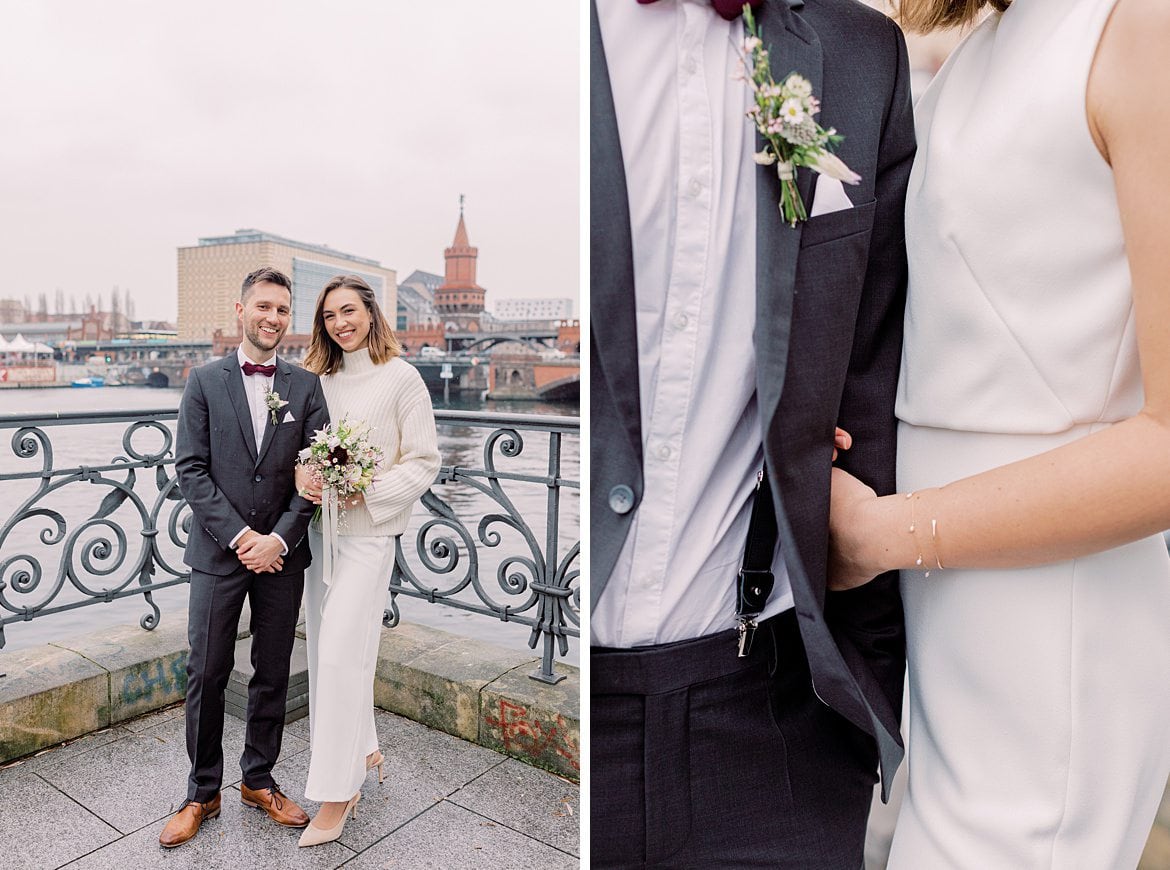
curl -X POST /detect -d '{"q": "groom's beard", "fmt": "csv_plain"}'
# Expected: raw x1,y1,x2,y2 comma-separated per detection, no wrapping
244,319,286,353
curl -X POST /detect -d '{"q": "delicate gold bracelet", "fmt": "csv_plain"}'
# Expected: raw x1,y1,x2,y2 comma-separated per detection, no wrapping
906,492,944,577
930,517,945,572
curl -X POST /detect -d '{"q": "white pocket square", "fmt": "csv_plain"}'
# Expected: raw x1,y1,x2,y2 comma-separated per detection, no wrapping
282,410,296,423
809,174,854,218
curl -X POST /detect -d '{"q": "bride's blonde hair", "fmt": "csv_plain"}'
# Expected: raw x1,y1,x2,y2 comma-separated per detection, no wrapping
897,0,1009,32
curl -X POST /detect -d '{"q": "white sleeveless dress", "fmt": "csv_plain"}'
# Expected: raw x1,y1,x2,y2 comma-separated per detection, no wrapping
891,0,1170,866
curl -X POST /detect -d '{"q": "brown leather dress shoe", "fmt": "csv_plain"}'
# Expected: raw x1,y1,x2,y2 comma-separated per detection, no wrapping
159,793,221,848
239,782,310,828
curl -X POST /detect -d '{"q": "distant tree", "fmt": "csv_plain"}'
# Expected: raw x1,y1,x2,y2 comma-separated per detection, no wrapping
125,289,136,322
70,294,79,315
111,286,121,317
37,293,48,317
84,293,93,312
54,288,65,315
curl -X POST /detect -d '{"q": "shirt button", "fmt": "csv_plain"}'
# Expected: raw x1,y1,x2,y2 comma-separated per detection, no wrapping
672,311,689,330
688,177,702,197
608,484,635,515
683,56,697,75
657,444,672,461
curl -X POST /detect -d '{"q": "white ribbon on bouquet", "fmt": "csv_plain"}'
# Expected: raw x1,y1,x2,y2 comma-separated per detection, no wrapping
321,487,339,589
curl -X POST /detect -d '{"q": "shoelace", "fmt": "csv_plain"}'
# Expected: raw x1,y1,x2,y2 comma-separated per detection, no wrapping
265,787,286,810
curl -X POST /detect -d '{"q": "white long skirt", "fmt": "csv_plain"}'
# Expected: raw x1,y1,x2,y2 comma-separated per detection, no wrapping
889,423,1170,869
303,528,396,802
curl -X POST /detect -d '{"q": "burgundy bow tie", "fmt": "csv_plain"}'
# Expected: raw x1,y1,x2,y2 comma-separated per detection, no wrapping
242,361,276,377
637,0,763,21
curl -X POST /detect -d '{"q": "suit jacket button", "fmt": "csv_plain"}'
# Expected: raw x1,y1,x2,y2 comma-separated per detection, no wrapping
608,485,635,515
249,509,257,516
254,474,262,482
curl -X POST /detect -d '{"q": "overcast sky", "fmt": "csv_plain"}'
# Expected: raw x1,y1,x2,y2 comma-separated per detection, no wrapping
0,1,581,323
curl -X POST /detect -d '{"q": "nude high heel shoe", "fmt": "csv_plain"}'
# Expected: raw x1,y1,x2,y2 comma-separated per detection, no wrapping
297,793,360,848
366,750,385,784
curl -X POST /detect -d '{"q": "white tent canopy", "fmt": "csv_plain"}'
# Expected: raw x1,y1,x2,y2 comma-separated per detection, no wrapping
5,334,35,352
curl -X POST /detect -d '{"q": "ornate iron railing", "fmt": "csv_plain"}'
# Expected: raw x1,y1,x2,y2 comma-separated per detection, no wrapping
0,408,580,682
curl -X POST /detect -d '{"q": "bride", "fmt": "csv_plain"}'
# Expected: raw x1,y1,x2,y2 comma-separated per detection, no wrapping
294,275,440,846
830,0,1170,865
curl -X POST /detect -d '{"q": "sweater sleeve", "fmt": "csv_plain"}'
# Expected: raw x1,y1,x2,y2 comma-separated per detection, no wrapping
363,378,441,525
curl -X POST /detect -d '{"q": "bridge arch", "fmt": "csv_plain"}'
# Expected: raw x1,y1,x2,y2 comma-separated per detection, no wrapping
536,373,580,402
458,335,553,355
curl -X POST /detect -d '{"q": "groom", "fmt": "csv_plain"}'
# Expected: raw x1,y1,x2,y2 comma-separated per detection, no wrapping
162,266,329,847
591,0,914,866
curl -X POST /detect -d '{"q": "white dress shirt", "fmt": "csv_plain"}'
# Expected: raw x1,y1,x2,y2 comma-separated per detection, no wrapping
229,346,287,554
592,0,793,648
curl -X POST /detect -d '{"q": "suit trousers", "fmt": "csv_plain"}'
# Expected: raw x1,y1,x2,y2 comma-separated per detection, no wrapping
302,530,393,801
591,610,877,869
184,566,304,802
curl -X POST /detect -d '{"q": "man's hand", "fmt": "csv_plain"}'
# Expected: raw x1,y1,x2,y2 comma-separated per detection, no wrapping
236,532,285,573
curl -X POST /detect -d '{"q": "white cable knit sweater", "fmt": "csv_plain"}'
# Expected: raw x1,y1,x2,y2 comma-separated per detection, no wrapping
318,348,441,537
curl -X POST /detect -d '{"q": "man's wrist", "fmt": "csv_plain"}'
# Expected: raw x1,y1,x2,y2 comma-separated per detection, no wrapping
230,526,253,550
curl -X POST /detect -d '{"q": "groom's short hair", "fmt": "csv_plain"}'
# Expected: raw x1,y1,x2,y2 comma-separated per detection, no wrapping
241,266,292,301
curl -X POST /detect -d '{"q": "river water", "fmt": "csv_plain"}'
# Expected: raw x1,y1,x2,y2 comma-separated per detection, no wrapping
0,386,579,668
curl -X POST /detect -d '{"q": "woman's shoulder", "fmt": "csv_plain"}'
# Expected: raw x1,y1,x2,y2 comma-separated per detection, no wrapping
374,355,429,390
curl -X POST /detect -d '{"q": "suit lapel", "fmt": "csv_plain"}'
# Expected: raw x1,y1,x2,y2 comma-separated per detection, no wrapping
754,0,822,433
750,4,880,738
590,0,643,463
254,359,292,467
222,354,259,460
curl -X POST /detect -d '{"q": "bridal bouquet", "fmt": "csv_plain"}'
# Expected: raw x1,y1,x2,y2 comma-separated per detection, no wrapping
297,417,383,523
739,5,860,226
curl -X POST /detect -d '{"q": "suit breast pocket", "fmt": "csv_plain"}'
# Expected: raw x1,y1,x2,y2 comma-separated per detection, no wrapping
799,199,877,250
791,199,878,343
273,419,299,442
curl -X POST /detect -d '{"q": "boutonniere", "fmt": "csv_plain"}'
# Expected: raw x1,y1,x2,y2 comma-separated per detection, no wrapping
739,5,860,227
264,389,288,426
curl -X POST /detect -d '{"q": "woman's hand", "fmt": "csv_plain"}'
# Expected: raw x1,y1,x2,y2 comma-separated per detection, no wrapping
832,427,852,462
827,467,888,591
295,465,324,505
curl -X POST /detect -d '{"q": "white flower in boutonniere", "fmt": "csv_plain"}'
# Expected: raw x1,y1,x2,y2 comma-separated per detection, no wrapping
739,5,861,227
264,389,288,426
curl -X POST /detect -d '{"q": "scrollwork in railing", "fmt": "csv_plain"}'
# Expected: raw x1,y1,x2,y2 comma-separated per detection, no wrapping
0,412,192,649
388,414,580,683
0,408,579,684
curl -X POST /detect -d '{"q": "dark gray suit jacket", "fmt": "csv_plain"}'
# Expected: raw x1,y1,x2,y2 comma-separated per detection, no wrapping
176,353,330,577
591,0,915,796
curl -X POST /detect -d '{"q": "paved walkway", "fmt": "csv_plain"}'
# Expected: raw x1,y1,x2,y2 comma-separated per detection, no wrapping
1141,784,1170,869
0,704,579,869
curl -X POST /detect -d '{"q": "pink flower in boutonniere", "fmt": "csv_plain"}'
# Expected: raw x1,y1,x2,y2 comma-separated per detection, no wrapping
738,5,861,227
